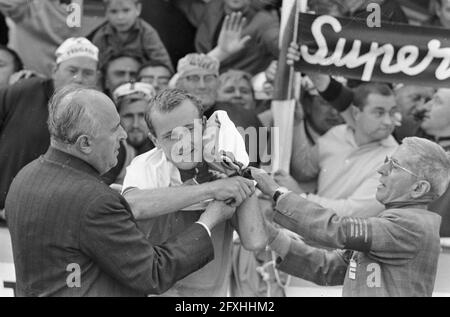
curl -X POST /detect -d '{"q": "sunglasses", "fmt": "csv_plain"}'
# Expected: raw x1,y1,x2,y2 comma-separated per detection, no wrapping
384,156,419,178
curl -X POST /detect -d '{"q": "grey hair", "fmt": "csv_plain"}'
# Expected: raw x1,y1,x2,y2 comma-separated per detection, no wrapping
47,85,99,145
402,137,450,197
145,88,203,137
218,69,255,96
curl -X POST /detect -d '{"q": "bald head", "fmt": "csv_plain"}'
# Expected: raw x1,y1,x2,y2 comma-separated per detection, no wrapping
48,86,110,144
48,85,127,174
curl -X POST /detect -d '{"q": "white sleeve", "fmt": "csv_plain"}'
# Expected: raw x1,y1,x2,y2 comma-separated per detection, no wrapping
122,160,150,194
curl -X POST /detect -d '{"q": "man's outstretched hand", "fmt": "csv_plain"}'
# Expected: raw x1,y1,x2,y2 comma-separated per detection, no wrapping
249,167,279,198
208,176,256,207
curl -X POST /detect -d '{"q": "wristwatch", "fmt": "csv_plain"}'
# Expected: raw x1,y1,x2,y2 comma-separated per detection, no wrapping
273,187,290,204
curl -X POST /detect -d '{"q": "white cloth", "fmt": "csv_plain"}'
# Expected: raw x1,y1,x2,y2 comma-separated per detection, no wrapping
203,110,249,175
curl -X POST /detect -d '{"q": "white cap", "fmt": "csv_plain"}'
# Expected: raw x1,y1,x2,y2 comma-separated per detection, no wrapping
55,37,99,65
176,53,220,78
113,82,156,104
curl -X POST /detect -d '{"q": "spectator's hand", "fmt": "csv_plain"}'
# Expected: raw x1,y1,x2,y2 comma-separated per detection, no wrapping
208,176,256,207
273,170,304,194
286,41,301,66
216,12,252,58
0,209,5,221
9,70,44,85
199,200,237,230
249,167,279,197
265,60,278,84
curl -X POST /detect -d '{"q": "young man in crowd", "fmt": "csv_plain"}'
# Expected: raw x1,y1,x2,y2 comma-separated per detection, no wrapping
287,83,399,218
0,37,99,222
251,136,450,297
91,0,173,72
104,82,156,186
101,52,142,98
138,61,173,94
122,89,267,296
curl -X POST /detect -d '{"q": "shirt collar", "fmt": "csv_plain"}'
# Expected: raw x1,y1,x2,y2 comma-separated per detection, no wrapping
104,20,141,36
344,125,398,149
44,147,103,181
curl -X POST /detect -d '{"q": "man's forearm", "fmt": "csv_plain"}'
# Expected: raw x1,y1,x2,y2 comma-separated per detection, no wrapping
124,184,212,220
274,193,371,252
275,235,347,287
235,194,268,251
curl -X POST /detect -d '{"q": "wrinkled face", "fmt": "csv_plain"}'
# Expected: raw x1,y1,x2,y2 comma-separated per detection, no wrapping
104,57,140,93
0,50,16,87
119,99,149,148
354,93,397,143
177,69,219,110
52,57,98,91
396,86,435,120
376,146,419,205
420,88,450,135
306,95,344,135
106,0,141,33
224,0,251,12
150,100,203,170
437,0,450,28
217,77,255,110
88,94,128,174
138,66,171,93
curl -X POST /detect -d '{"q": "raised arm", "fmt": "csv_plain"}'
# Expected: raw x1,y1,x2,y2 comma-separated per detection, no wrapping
208,12,251,62
251,168,424,264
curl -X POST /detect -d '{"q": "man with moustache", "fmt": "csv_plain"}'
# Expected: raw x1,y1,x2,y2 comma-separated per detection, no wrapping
252,137,449,297
5,86,233,297
0,37,99,222
105,82,156,185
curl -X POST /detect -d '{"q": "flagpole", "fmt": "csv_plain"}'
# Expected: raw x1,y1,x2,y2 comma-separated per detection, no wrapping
287,0,306,100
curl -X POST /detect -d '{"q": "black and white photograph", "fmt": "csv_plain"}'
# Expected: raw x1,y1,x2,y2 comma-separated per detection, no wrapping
0,0,449,301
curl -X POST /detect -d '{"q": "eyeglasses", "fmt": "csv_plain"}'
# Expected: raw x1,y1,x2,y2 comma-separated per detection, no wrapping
181,74,218,84
384,156,419,178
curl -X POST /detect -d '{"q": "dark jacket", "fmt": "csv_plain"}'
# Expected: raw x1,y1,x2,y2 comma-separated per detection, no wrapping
0,77,54,210
274,193,441,297
5,147,214,297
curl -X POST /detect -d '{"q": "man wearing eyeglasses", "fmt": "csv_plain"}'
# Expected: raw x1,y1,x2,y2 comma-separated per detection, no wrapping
251,137,450,297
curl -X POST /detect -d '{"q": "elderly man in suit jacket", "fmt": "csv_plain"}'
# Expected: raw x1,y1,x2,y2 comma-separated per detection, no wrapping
5,85,246,297
252,137,450,297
